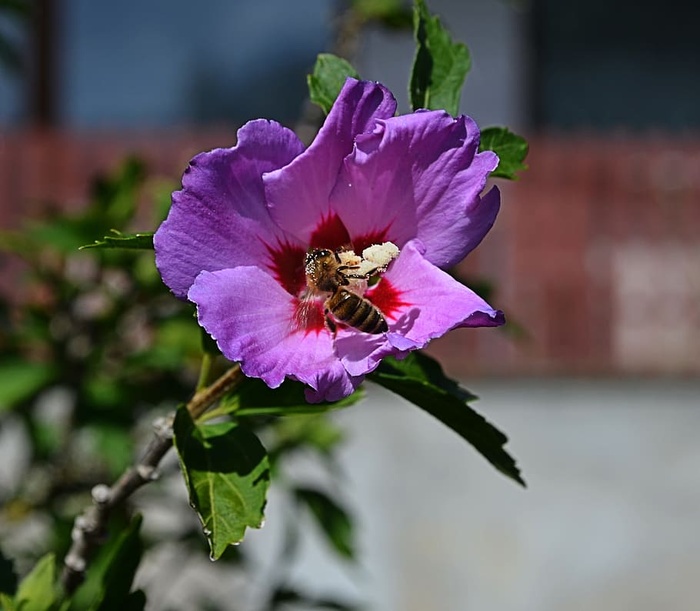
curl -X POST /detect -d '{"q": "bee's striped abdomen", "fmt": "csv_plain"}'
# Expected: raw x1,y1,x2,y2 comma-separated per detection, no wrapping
327,289,388,334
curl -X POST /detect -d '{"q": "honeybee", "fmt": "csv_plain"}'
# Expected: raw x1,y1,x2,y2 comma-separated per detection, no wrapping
300,248,390,334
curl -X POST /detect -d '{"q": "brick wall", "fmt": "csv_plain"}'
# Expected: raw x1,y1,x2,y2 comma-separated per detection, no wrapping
2,130,699,377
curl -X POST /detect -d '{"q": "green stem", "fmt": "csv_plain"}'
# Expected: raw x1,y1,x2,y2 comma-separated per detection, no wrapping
188,364,243,421
196,351,214,392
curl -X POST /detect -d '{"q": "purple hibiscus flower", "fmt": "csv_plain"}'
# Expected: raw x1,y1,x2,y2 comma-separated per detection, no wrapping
154,78,504,402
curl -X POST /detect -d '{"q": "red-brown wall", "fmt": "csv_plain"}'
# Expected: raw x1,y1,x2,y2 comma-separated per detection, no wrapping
2,130,699,377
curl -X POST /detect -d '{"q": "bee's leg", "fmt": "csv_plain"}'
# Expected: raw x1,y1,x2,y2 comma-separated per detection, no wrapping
335,274,350,287
337,264,361,273
338,264,378,280
340,263,385,280
342,269,381,280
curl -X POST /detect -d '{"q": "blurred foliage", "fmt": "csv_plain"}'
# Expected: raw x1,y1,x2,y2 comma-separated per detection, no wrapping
0,159,362,610
0,0,30,74
351,0,413,28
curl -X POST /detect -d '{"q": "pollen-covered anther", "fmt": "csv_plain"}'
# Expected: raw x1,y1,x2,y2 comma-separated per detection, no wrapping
362,241,399,270
338,241,400,278
336,250,361,267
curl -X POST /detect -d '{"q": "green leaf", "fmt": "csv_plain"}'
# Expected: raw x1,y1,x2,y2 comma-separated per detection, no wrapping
173,407,271,559
295,487,354,560
409,0,471,115
479,126,529,180
215,378,363,419
0,361,55,412
92,516,144,611
308,54,360,115
269,586,361,611
14,553,58,611
79,231,154,251
66,516,144,611
369,352,525,486
0,548,17,595
89,157,145,227
352,0,412,28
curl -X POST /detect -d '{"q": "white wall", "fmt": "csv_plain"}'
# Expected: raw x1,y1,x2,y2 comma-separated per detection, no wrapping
137,379,700,611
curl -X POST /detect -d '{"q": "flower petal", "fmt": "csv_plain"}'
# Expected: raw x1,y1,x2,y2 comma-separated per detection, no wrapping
334,240,504,376
189,266,359,402
155,119,305,298
382,240,505,340
263,78,397,244
334,332,393,378
330,111,499,268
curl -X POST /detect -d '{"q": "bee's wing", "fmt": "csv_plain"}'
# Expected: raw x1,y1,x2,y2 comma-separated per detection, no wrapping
290,288,326,333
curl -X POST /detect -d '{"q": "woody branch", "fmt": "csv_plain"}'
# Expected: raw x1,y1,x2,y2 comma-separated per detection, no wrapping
60,364,244,594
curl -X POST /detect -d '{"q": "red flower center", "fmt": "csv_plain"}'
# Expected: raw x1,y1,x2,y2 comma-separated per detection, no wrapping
365,278,409,321
309,213,351,251
266,214,409,334
266,239,306,296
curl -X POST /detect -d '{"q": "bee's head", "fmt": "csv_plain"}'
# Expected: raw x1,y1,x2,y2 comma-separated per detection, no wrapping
305,248,332,266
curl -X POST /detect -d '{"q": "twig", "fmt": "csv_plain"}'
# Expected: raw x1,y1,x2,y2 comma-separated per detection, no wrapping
60,364,244,595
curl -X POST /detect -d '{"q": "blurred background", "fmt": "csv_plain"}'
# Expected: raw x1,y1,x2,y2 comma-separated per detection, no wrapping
1,0,699,609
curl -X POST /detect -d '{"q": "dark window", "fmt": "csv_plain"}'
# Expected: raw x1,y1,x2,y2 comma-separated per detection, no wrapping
531,0,700,130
